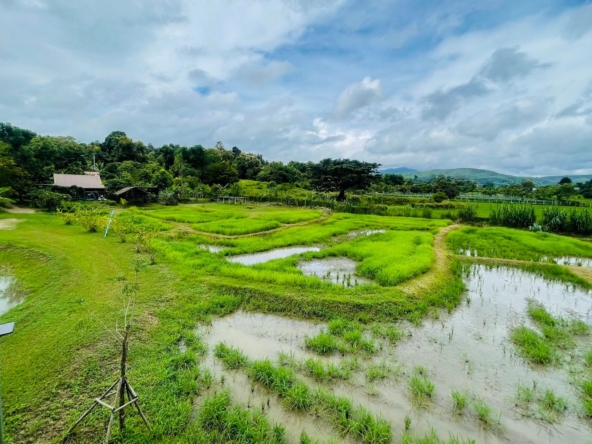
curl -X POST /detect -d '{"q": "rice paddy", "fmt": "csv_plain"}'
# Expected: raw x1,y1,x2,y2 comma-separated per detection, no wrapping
1,202,592,443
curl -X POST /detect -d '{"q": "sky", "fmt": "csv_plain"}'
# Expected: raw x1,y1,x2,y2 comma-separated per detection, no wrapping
1,0,592,176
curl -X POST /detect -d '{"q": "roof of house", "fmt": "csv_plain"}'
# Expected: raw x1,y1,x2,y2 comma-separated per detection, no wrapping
53,174,105,189
113,187,151,196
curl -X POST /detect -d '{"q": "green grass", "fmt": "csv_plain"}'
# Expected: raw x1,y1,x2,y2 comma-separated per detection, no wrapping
510,326,556,365
194,218,282,235
0,206,463,442
365,361,391,382
409,373,435,402
195,390,285,443
302,358,350,382
214,342,250,369
448,226,592,262
451,390,467,413
304,332,339,355
471,398,500,428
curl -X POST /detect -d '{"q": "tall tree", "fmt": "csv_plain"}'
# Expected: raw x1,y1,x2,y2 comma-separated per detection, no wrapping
310,158,380,201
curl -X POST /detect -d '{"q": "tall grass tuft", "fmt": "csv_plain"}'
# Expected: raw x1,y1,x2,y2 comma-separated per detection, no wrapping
489,204,536,228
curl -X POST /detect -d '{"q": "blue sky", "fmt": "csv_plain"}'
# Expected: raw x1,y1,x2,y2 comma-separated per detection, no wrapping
1,0,592,175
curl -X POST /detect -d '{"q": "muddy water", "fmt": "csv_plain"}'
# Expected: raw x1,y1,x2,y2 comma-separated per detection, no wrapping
227,247,321,265
0,277,23,317
198,313,348,443
347,229,386,238
199,266,592,443
298,257,373,287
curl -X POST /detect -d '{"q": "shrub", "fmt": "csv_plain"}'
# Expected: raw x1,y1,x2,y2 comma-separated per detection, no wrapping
489,204,535,228
158,189,178,206
76,207,104,233
458,204,478,223
542,207,592,235
30,189,71,211
432,191,447,203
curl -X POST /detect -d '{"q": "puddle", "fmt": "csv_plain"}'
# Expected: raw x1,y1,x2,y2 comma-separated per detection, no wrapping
227,247,321,266
198,266,592,443
298,257,373,287
347,229,386,238
0,276,23,317
198,244,226,253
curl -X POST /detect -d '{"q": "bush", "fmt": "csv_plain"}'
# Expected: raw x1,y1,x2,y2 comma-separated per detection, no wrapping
30,189,71,211
458,204,478,223
542,207,592,235
76,208,105,233
158,189,178,206
432,191,447,203
490,204,535,228
110,215,136,242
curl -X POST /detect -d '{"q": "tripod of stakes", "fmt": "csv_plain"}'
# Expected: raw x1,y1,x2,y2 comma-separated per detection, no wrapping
62,325,151,443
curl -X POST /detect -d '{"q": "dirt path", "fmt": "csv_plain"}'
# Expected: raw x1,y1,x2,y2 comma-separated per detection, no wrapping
397,224,461,294
3,205,35,214
0,218,24,230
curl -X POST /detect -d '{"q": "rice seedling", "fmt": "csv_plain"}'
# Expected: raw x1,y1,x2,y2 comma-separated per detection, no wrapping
214,342,249,369
305,332,339,355
447,226,592,262
197,389,283,443
284,382,312,410
409,374,435,402
451,390,467,413
510,326,556,365
370,323,404,344
539,389,568,414
471,398,500,429
303,358,351,382
515,383,535,406
365,360,391,382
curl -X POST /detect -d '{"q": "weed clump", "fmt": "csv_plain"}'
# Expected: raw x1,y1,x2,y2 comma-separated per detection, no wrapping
510,326,555,365
305,332,339,355
214,342,249,369
451,390,467,413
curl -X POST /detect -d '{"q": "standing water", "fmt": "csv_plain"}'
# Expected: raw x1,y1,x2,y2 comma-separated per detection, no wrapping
199,265,592,443
0,276,23,317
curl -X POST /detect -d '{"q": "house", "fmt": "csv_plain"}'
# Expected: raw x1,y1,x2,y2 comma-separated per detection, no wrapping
52,173,106,199
113,186,157,204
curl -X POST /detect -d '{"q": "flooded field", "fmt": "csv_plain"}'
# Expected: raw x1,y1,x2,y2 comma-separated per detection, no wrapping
227,246,321,265
0,276,23,317
198,265,592,443
298,257,373,286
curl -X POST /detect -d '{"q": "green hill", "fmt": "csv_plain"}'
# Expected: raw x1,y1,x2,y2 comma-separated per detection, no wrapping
401,168,592,186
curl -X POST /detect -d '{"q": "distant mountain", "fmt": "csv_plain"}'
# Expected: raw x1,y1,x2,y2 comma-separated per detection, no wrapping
400,168,592,186
380,167,418,174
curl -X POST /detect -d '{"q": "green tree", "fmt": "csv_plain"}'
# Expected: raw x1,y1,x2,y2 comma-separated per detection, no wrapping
256,162,303,185
235,153,263,179
205,161,239,186
559,177,572,185
310,158,380,201
153,169,174,191
382,173,405,186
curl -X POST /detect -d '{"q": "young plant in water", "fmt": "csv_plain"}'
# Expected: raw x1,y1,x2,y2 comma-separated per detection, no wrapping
452,390,467,413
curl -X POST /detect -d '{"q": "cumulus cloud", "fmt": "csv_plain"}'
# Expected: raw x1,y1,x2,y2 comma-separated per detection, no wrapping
1,0,591,175
333,77,383,118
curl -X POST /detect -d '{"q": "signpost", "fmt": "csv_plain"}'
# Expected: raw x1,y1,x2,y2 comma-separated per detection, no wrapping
0,322,15,444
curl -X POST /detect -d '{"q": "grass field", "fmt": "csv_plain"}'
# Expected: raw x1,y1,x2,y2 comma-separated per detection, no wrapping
1,203,591,443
